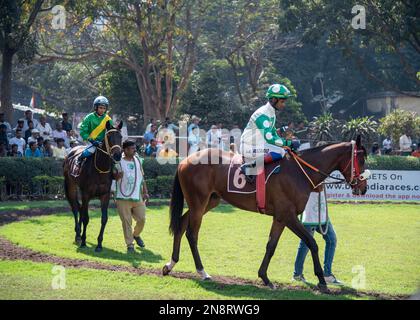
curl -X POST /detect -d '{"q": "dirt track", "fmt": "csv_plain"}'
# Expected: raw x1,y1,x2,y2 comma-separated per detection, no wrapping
0,206,410,300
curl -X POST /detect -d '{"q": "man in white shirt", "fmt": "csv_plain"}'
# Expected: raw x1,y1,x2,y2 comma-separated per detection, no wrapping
399,133,412,156
112,140,150,253
22,110,38,132
36,115,53,140
9,129,26,154
382,137,392,155
52,122,68,145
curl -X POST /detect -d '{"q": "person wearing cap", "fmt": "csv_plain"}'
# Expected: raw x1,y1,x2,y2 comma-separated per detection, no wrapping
78,96,113,163
27,128,40,144
112,140,149,253
240,83,299,182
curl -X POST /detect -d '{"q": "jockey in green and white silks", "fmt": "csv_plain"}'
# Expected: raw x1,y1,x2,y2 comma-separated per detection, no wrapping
240,84,293,180
78,96,113,163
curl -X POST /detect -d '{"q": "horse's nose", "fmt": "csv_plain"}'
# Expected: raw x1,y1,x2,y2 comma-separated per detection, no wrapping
113,152,122,162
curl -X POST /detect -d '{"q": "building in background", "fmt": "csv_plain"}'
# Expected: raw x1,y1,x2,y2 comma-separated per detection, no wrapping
366,91,420,116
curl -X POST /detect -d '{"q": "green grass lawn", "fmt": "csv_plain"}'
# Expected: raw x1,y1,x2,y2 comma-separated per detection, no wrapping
0,260,352,300
0,203,419,299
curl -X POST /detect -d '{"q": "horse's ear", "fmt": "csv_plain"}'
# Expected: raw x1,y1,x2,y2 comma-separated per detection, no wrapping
118,120,123,130
356,134,362,148
106,120,112,131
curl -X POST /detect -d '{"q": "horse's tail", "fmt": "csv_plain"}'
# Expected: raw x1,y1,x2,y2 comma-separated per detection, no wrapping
169,170,184,235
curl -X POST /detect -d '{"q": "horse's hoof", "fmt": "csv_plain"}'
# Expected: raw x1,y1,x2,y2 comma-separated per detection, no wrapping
203,276,212,281
267,282,277,290
162,265,171,276
75,237,82,246
95,246,103,252
317,283,330,294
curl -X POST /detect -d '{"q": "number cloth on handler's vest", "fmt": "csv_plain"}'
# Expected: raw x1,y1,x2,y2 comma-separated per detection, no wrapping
79,112,113,141
111,155,144,202
301,191,329,225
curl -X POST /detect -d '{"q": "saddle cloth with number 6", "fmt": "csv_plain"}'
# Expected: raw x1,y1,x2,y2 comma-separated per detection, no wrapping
227,154,280,194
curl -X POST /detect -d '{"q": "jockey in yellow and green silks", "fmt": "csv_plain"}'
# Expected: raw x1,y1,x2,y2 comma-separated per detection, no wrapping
77,96,113,163
240,84,299,180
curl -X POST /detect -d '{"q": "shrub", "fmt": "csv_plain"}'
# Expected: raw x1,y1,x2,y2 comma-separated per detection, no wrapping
378,109,420,144
366,155,420,170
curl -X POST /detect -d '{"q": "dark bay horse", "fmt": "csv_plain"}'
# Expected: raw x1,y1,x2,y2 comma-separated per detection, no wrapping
63,121,123,252
163,135,369,291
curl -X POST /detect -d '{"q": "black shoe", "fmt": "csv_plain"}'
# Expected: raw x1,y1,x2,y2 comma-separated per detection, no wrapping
127,245,135,253
134,236,145,248
240,161,256,183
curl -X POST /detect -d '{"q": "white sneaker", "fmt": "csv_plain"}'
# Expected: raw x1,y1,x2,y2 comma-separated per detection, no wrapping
292,274,308,283
324,274,343,286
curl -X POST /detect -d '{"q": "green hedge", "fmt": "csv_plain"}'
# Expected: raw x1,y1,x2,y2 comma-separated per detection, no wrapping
0,156,419,199
366,156,420,170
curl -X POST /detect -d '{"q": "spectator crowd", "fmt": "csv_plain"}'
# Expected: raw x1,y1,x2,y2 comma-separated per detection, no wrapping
1,110,419,161
0,110,82,160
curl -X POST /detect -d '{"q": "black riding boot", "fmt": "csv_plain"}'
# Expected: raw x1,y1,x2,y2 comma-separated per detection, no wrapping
240,160,257,183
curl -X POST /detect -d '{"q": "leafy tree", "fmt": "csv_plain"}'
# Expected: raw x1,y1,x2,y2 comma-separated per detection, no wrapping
280,0,420,94
308,112,340,143
341,116,378,144
0,0,49,121
177,70,248,128
378,109,420,144
202,0,292,105
38,0,207,123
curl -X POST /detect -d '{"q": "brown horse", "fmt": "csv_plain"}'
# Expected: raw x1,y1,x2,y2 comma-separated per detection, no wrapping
63,121,123,252
162,135,369,291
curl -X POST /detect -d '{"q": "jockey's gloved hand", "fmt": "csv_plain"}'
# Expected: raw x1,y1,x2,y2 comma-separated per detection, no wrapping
88,138,100,147
291,139,301,151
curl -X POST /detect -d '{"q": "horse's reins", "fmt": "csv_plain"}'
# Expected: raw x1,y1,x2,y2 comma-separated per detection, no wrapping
287,141,364,235
94,129,122,174
284,141,367,190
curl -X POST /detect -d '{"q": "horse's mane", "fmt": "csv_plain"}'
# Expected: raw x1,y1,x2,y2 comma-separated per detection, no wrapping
298,141,367,158
298,142,338,155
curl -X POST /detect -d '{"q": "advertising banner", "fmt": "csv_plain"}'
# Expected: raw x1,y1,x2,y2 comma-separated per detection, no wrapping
325,170,420,202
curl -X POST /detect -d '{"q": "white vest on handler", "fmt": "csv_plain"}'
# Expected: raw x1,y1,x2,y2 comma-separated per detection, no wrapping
111,155,144,202
301,191,329,226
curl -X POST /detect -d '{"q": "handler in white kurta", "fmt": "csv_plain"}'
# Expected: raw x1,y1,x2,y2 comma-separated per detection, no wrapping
112,140,150,253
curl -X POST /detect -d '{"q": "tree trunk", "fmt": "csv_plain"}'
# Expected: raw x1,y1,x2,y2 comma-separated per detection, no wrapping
135,71,164,126
0,49,14,122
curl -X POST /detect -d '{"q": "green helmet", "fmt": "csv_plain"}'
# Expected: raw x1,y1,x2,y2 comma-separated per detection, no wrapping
266,84,291,99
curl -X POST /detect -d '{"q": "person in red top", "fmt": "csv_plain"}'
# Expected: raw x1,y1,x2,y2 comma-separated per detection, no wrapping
411,144,420,158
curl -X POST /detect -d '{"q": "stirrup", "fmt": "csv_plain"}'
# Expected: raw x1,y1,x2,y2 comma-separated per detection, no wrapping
240,161,256,183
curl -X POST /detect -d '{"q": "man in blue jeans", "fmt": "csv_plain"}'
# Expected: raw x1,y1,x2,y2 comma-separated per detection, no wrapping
292,186,343,286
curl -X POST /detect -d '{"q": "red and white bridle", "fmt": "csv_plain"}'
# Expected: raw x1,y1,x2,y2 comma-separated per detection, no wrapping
343,140,371,186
